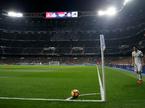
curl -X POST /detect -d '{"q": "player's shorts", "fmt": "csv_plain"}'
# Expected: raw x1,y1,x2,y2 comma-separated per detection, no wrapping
134,63,142,73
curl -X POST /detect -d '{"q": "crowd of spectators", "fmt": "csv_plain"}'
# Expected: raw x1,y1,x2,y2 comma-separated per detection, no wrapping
0,56,141,65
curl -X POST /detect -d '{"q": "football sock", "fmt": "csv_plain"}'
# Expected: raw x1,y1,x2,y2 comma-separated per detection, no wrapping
139,74,142,80
137,74,139,80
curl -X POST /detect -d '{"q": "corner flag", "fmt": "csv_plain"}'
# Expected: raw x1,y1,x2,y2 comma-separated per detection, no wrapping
100,34,106,51
99,34,106,101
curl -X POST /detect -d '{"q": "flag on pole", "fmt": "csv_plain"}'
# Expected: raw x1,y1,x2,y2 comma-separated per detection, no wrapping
100,34,106,51
100,34,106,101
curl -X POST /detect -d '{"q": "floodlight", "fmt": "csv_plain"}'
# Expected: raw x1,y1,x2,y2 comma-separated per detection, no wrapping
123,0,132,6
97,7,117,16
105,7,117,16
8,11,23,17
98,10,106,16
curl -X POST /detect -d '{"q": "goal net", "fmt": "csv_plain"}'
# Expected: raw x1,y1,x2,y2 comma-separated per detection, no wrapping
48,61,60,65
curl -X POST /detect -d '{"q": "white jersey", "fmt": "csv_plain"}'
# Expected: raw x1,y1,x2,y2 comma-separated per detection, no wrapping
132,50,143,65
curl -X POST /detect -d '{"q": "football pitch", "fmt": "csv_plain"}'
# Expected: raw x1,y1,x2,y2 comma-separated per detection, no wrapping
0,65,145,108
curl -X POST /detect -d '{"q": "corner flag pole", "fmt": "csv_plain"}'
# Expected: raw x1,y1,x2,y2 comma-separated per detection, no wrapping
100,34,106,101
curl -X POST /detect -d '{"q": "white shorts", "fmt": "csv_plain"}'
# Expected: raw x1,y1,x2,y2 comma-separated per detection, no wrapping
134,63,142,72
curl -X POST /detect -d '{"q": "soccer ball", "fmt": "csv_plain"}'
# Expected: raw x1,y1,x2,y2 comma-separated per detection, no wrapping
71,89,80,99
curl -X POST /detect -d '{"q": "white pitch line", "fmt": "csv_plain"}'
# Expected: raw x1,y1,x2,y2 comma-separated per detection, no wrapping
0,97,104,102
80,93,100,97
65,92,100,100
66,97,73,100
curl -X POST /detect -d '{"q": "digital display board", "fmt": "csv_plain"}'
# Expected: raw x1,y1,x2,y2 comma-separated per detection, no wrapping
46,11,78,18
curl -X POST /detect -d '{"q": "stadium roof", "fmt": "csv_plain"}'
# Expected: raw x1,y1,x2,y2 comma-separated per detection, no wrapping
0,0,133,12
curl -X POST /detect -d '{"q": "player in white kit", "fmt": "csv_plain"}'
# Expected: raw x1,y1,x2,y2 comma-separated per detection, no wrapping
132,46,143,83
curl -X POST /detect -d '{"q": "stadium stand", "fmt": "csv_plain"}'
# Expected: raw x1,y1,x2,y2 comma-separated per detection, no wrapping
0,10,145,63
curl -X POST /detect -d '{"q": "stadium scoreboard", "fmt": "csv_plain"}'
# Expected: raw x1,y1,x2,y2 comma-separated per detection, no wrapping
45,11,78,19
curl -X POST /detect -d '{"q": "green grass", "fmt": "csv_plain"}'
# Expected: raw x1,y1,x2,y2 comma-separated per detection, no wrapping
0,65,145,108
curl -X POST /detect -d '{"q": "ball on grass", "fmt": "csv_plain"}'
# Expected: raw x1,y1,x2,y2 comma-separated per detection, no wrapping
71,89,80,99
